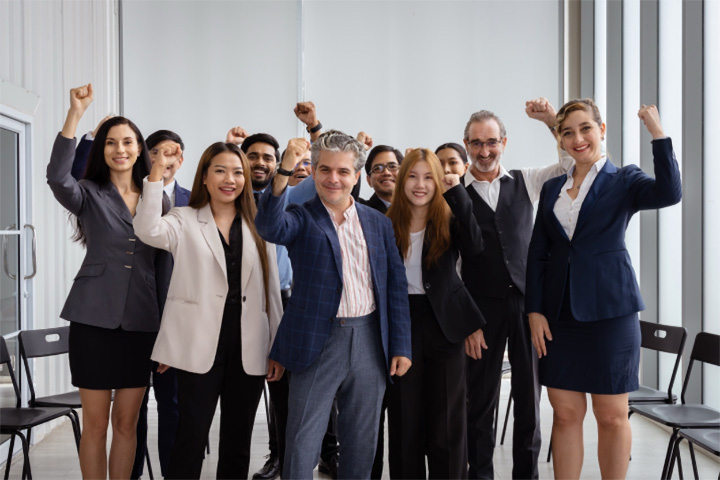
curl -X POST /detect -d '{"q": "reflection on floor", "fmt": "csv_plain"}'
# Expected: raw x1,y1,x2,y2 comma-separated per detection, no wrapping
2,377,719,479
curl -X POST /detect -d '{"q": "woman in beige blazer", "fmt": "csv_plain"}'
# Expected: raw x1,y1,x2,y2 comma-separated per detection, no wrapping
134,141,283,479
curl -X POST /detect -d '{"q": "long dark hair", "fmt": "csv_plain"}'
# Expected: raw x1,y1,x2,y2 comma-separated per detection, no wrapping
188,142,272,312
72,116,151,245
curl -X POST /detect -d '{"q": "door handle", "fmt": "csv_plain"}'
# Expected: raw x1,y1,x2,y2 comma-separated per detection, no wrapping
2,224,17,280
24,224,37,279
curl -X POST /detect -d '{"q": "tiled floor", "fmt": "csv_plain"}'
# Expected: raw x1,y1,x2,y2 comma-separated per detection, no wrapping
3,377,719,479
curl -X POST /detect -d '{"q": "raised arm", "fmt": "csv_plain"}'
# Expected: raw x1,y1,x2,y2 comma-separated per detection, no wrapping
133,144,185,251
442,174,484,257
294,101,323,142
71,114,114,180
47,84,94,215
629,105,682,210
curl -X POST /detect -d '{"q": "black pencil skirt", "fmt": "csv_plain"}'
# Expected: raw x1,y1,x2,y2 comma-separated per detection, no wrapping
68,321,156,390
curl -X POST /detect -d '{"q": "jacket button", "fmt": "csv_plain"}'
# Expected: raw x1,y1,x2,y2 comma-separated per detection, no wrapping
424,283,431,290
124,265,132,269
505,260,510,264
242,296,246,302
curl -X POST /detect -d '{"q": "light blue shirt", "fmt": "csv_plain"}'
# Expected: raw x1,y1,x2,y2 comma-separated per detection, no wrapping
256,186,293,290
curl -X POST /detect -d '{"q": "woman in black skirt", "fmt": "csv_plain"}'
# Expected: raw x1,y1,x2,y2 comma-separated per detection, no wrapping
526,100,682,479
46,84,160,478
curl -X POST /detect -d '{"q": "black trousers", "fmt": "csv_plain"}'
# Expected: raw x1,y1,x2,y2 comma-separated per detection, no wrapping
166,304,265,479
466,288,541,479
387,295,468,479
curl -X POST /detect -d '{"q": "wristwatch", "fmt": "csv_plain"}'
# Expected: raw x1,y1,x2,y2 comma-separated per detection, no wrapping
306,121,323,134
276,167,293,176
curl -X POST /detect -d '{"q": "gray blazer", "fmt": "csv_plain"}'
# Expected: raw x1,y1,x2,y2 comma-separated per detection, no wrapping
46,134,160,332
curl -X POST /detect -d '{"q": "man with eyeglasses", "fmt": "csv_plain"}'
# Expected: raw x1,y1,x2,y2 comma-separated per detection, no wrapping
362,145,405,214
462,99,573,480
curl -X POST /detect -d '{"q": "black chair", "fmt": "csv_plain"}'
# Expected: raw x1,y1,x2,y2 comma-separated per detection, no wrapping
18,327,81,449
18,326,154,478
629,321,687,413
630,331,720,479
1,336,80,479
669,428,720,480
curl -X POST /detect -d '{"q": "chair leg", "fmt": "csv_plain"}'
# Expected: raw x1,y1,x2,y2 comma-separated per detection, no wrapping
16,431,31,480
546,436,553,463
145,449,154,480
661,430,680,479
500,388,513,445
493,380,501,440
688,442,700,480
69,409,81,450
4,433,16,480
667,436,682,480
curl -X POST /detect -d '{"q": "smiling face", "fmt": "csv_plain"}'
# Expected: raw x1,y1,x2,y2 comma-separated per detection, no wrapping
245,142,277,191
312,150,360,212
104,124,140,173
558,109,606,165
436,147,468,176
403,159,436,211
203,151,245,207
464,119,507,178
366,151,400,201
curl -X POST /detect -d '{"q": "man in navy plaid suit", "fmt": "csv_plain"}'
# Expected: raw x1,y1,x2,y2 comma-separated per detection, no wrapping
256,130,412,480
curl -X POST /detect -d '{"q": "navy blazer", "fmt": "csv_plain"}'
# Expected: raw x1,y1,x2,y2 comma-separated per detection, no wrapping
525,138,682,323
255,189,412,375
47,134,160,332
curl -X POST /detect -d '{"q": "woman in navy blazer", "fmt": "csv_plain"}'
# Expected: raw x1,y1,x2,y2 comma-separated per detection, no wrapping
46,84,160,479
386,149,486,479
525,100,681,479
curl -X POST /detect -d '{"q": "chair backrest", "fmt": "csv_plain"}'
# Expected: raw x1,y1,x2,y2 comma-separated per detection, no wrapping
18,326,71,404
0,336,23,408
639,321,687,399
681,331,720,404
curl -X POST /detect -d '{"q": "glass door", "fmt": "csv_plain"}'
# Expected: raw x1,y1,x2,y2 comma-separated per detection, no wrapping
0,112,35,459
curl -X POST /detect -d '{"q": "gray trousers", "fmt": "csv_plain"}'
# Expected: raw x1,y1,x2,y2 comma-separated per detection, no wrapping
284,312,387,479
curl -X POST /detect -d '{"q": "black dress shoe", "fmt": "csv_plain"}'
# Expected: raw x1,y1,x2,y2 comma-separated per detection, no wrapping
318,455,338,479
253,455,280,480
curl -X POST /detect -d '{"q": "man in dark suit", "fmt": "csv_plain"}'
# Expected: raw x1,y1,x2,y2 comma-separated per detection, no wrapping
361,145,404,214
461,101,573,480
72,127,190,479
256,131,412,480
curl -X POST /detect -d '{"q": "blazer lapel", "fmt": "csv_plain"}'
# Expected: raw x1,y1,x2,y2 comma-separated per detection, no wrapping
99,182,133,225
545,176,570,241
197,205,227,277
575,160,618,233
240,218,254,293
357,204,380,279
308,197,343,279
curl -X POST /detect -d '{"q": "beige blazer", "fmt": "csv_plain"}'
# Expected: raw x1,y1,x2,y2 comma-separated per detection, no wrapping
133,179,282,375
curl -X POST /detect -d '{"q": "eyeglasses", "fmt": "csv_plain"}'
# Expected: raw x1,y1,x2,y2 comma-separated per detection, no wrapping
467,138,503,150
370,162,400,175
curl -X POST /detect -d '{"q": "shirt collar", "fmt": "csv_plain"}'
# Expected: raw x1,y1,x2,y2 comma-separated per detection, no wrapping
566,156,607,178
163,179,176,196
324,196,357,225
464,164,514,187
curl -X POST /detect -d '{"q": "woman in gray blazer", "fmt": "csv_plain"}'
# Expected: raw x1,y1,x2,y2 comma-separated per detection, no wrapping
46,84,160,479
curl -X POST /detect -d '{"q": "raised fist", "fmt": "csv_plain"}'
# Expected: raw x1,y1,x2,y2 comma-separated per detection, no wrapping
283,138,311,168
525,97,557,127
294,101,318,128
226,126,249,145
442,173,461,190
638,104,665,139
69,84,94,114
356,131,373,151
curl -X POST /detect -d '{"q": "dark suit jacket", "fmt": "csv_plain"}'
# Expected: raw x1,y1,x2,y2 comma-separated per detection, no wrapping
525,138,682,323
417,185,486,343
47,134,160,332
255,189,412,374
360,193,389,214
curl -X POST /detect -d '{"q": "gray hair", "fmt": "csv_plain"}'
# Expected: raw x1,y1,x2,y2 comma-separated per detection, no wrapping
310,129,367,173
463,110,507,141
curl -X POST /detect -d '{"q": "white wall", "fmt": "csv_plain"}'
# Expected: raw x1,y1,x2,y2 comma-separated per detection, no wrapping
0,0,120,442
122,0,562,196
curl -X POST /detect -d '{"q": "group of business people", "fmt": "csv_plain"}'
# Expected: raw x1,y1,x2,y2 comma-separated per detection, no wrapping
48,82,681,480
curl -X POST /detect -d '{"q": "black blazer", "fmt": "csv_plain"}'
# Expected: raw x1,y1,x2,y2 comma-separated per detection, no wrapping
360,193,389,214
413,185,486,343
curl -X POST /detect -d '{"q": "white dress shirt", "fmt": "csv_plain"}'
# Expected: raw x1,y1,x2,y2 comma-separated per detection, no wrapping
463,151,574,210
553,157,607,240
163,179,177,207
